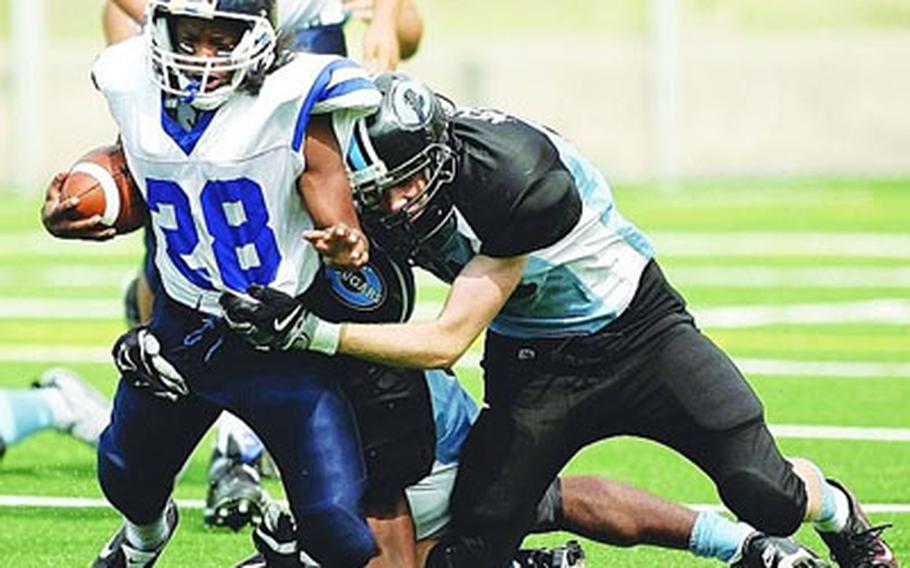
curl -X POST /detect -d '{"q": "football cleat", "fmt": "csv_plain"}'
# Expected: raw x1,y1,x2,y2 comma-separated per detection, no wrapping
817,479,899,568
34,367,110,446
730,533,830,568
232,502,318,567
92,500,178,568
512,540,587,568
204,449,270,531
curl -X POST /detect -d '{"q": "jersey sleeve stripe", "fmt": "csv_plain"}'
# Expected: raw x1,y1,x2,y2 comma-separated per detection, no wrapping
291,58,366,153
318,78,376,103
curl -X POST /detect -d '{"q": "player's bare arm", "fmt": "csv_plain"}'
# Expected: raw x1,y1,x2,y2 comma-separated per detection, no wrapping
339,253,526,369
110,0,145,22
299,114,370,268
220,252,526,367
359,0,403,70
346,0,422,62
40,172,117,241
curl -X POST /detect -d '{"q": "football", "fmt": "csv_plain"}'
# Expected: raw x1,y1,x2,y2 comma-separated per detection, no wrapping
62,143,146,234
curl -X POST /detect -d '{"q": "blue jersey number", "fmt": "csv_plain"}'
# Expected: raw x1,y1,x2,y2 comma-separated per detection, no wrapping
146,177,281,292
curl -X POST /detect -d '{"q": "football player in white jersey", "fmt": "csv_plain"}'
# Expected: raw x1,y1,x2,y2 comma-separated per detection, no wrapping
89,0,424,535
43,1,390,566
221,74,899,568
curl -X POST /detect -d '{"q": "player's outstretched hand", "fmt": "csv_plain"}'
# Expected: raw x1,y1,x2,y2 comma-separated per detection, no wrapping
361,17,401,71
302,223,369,269
40,172,116,241
112,327,189,401
221,286,323,352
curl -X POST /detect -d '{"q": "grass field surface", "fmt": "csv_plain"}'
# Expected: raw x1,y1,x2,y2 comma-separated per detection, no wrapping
0,176,907,566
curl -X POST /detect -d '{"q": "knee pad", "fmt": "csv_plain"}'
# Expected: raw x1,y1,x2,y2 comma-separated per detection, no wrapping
425,535,495,568
296,506,375,568
719,468,807,536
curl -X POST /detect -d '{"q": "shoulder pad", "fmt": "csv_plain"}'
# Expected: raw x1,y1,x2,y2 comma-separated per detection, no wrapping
91,37,148,95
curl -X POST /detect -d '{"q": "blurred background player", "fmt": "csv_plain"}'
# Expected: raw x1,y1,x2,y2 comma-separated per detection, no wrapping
0,368,109,459
95,0,426,532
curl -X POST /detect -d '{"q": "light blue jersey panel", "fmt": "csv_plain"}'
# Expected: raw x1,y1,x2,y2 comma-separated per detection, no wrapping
488,128,654,338
424,370,478,465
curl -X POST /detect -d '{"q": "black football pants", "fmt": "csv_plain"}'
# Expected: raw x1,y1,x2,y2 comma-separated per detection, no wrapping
427,260,808,568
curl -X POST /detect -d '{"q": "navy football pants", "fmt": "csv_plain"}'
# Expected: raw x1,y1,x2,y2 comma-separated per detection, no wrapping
98,300,375,567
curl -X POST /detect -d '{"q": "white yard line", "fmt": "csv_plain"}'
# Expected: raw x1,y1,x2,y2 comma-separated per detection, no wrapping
7,297,910,325
2,346,910,379
0,266,137,288
4,265,910,291
651,232,910,259
694,298,910,327
0,298,122,320
667,266,910,288
769,425,910,442
414,299,910,327
2,496,909,514
3,231,910,259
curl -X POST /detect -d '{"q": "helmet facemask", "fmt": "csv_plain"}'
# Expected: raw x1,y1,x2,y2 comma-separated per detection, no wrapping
347,74,457,260
145,0,277,110
352,139,457,260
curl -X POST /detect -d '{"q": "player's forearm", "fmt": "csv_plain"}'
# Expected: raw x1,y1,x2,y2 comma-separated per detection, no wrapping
397,0,423,60
110,0,145,22
299,115,363,231
338,319,474,369
371,0,403,30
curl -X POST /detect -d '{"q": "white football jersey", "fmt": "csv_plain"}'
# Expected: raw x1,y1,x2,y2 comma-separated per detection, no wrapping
92,37,379,315
277,0,345,31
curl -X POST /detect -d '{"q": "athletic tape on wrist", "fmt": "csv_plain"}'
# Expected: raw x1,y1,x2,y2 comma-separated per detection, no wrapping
309,320,341,356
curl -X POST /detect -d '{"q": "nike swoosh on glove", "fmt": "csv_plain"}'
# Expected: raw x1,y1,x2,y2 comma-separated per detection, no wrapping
220,285,323,352
112,327,190,401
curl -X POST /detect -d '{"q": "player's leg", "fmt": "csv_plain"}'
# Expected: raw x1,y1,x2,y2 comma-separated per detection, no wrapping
635,320,892,565
94,380,220,566
344,362,436,567
424,336,596,568
0,368,109,455
218,352,376,568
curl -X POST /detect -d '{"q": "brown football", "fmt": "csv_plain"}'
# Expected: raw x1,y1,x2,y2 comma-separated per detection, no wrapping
62,143,146,234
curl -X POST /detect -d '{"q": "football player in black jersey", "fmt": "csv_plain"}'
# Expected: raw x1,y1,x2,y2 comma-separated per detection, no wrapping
220,73,898,568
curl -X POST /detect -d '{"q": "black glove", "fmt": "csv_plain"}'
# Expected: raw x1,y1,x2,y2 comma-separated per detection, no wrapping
248,502,306,567
220,285,335,353
112,327,189,401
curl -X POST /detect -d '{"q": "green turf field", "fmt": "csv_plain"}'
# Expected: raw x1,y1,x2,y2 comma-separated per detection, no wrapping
0,176,907,566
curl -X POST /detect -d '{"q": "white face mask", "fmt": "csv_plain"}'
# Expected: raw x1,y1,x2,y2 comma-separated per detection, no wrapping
145,0,277,110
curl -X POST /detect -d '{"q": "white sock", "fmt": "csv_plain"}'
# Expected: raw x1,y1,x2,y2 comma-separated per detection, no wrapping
125,513,170,551
815,484,851,533
36,388,74,429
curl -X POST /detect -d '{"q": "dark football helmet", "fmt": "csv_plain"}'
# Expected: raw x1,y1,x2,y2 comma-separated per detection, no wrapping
146,0,278,109
346,73,457,260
